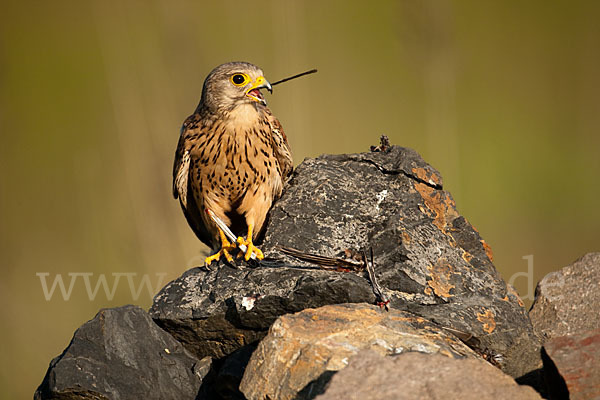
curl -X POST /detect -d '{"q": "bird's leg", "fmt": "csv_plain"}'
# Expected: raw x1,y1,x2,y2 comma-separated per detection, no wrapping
237,223,264,261
205,227,236,266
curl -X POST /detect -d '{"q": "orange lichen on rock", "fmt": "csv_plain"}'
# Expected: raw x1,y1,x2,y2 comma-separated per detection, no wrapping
424,258,457,298
461,250,474,263
481,240,494,262
411,167,442,187
400,230,411,245
506,284,525,308
414,183,459,232
477,309,497,333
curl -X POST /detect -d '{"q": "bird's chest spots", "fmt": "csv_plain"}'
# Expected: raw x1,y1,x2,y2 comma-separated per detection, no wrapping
193,123,277,201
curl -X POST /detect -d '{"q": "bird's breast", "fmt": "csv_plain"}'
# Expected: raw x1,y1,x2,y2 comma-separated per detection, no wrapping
192,117,280,210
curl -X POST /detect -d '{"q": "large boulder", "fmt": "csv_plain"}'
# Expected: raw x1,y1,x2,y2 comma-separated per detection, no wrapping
316,350,543,400
151,145,540,379
35,305,206,400
239,303,481,400
529,252,600,341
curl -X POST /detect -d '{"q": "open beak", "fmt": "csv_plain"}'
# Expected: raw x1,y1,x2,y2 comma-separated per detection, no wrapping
245,76,272,105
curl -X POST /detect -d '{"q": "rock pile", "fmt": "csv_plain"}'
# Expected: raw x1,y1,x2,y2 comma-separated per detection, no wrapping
35,142,598,399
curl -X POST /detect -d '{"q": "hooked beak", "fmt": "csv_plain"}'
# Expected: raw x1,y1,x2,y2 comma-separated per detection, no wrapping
245,76,272,105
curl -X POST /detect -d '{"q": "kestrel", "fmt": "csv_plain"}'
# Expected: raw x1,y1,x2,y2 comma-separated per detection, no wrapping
173,62,293,265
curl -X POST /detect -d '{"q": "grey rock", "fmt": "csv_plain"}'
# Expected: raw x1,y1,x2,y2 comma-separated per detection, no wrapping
151,144,540,379
34,305,204,400
263,146,541,378
530,252,600,341
150,264,374,361
316,350,543,400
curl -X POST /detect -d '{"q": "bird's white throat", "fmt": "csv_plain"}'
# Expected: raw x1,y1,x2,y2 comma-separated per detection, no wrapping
225,103,263,130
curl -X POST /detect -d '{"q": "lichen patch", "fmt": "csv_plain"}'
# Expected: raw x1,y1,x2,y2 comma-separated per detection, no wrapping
477,309,496,334
425,258,457,298
414,183,458,232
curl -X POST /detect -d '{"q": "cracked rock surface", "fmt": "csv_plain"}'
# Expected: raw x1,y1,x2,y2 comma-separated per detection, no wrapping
151,145,541,379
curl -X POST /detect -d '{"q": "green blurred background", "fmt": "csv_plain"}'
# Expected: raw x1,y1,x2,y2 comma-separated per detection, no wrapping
1,0,599,397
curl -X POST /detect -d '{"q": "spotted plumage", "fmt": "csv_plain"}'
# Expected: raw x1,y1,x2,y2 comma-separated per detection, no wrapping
173,62,293,265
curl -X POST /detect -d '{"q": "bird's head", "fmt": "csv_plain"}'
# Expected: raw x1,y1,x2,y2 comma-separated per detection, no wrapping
200,62,272,114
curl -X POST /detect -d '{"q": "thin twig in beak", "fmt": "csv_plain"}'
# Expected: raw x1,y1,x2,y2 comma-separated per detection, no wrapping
271,69,317,87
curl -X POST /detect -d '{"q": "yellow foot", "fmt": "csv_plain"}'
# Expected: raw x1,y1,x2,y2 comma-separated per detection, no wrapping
236,236,264,261
205,232,236,266
204,242,236,266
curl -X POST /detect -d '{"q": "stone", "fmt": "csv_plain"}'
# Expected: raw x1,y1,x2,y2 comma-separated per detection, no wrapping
239,303,481,400
542,328,600,400
34,305,205,400
150,264,374,360
262,146,541,378
316,350,543,400
151,144,540,379
529,252,600,341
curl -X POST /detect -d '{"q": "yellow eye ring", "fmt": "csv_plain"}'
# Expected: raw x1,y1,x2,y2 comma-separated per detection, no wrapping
230,73,249,86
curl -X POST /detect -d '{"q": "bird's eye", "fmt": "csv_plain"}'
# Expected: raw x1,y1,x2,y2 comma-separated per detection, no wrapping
230,73,248,86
